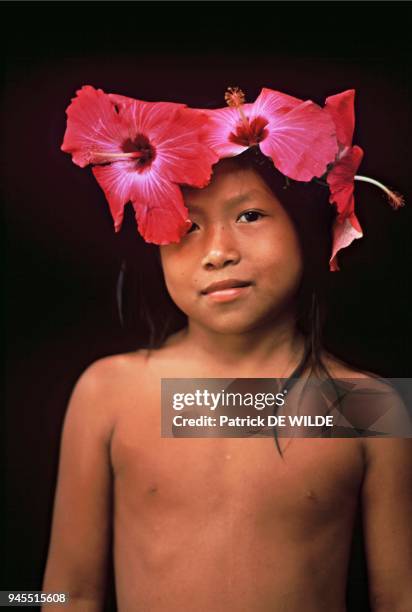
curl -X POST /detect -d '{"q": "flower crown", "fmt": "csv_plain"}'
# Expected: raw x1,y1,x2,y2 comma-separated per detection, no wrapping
61,85,404,271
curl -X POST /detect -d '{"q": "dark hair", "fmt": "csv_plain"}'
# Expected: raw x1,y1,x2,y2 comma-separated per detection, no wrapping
118,146,337,380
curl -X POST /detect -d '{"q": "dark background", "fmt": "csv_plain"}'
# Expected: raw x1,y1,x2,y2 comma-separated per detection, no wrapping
3,2,411,610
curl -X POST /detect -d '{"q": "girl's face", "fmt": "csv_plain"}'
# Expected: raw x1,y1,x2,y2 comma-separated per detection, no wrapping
160,160,303,335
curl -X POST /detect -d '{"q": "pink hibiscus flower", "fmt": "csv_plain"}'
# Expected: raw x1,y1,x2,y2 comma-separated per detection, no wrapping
61,85,218,244
325,89,404,271
202,86,338,182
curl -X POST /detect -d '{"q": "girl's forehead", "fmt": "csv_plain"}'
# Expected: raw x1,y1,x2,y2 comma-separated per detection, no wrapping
186,190,262,214
182,163,278,209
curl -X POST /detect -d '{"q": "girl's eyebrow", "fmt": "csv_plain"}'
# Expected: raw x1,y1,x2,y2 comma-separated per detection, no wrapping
187,190,258,213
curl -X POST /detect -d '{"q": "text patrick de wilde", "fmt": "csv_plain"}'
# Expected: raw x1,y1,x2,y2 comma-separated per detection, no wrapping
173,414,334,427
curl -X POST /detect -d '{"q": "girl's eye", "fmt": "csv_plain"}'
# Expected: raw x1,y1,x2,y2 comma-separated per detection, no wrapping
237,210,265,223
186,212,264,234
186,221,199,234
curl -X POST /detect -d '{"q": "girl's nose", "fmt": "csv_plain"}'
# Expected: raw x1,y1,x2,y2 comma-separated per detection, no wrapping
201,226,241,270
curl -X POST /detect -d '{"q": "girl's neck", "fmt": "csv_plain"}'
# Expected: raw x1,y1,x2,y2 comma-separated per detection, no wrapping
178,312,306,378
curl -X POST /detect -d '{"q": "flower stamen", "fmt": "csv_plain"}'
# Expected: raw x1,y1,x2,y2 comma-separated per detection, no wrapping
225,86,249,130
93,151,144,161
355,175,405,209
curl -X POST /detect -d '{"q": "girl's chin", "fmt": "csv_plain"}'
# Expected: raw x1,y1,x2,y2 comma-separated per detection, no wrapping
190,316,270,336
187,302,297,335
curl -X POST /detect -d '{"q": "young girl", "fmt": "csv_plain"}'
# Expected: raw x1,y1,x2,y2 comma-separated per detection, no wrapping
42,85,412,611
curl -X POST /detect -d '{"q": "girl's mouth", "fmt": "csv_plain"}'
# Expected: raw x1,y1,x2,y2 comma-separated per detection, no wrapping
202,284,252,302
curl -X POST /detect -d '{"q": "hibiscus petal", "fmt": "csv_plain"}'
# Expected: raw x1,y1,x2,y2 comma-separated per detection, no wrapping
92,161,138,231
200,106,250,157
155,107,219,187
115,102,217,188
108,92,142,110
61,85,128,167
329,214,363,271
327,146,364,218
325,90,356,148
131,170,190,244
92,161,189,244
252,88,303,118
118,98,187,145
259,100,338,181
201,90,302,160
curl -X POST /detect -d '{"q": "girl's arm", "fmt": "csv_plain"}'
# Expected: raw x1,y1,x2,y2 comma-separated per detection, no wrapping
42,360,116,611
362,436,412,611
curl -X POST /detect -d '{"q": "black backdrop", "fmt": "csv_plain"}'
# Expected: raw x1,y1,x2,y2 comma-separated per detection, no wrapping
3,2,411,610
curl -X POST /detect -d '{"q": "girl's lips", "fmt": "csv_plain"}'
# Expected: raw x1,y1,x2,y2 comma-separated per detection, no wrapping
203,284,252,302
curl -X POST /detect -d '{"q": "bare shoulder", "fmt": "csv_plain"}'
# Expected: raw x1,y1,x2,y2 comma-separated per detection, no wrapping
320,349,408,401
66,350,152,436
320,351,412,441
320,350,378,379
78,334,188,400
320,350,406,396
78,349,151,387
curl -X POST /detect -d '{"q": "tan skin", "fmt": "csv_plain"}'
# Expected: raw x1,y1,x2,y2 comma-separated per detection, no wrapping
42,161,412,611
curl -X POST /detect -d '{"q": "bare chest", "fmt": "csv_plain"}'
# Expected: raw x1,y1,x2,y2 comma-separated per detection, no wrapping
110,386,365,537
